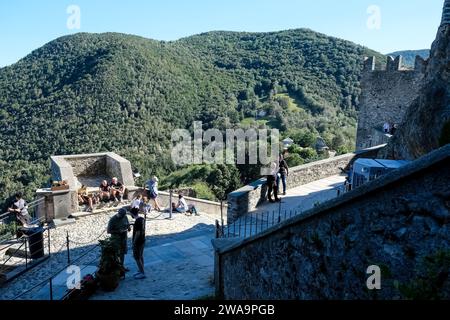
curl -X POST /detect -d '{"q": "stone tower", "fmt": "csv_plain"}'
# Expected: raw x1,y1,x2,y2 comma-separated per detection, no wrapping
378,0,450,159
355,56,426,150
442,0,450,25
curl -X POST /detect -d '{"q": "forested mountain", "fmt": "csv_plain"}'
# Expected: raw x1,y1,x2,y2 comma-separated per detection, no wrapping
387,49,430,67
0,30,385,206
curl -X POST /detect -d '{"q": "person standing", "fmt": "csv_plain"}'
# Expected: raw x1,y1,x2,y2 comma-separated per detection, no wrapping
277,153,289,196
267,159,280,203
132,214,146,280
107,208,131,273
142,196,152,215
146,176,161,211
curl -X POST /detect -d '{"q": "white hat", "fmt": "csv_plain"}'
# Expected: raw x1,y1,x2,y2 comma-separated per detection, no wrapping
152,176,159,182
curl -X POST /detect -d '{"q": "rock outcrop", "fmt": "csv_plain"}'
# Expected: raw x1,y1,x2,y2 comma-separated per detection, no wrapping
380,18,450,160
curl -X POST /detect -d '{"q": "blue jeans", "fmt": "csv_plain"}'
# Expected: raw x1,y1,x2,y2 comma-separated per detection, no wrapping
277,174,287,194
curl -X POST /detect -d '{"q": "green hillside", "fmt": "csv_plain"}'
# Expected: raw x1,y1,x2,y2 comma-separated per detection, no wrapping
0,30,385,205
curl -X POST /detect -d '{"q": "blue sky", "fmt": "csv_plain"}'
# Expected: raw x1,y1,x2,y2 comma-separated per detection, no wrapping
0,0,444,67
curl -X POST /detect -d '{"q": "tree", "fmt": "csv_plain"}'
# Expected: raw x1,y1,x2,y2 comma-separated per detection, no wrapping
206,164,241,201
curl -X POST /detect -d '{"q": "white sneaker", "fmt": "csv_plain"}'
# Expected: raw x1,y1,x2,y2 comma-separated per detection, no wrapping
134,272,146,280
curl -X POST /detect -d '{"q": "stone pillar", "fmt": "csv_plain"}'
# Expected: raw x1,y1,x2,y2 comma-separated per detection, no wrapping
363,56,375,71
386,56,402,71
106,153,135,186
51,156,76,187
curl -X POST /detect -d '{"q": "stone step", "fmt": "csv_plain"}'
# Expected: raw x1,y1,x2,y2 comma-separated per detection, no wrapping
71,202,131,219
0,254,49,285
5,245,27,259
53,218,77,227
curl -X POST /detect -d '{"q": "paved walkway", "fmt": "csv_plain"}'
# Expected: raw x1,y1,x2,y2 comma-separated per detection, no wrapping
3,174,345,300
91,227,215,300
28,217,216,300
223,174,346,237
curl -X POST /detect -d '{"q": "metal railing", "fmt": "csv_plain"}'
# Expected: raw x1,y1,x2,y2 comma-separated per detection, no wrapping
216,207,300,239
0,226,51,280
0,197,45,243
216,184,350,239
11,214,139,300
11,229,106,300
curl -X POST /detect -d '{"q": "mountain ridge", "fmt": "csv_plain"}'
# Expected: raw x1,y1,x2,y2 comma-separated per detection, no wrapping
0,29,386,205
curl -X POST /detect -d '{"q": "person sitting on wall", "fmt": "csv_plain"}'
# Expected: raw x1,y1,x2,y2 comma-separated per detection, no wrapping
390,124,398,135
142,196,152,215
8,192,32,227
77,185,95,212
110,177,125,203
172,193,189,214
99,180,111,202
130,194,143,217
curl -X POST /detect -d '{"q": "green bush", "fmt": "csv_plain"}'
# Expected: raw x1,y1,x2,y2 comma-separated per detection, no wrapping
298,147,318,160
286,154,304,167
191,182,216,201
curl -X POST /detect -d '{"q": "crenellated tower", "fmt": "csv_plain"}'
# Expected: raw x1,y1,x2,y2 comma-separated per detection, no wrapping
442,0,450,25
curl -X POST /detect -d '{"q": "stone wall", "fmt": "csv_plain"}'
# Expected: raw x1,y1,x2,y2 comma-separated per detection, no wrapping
47,152,135,218
51,152,135,188
132,189,227,220
67,156,107,177
379,21,450,160
213,145,450,300
356,56,426,150
226,146,383,224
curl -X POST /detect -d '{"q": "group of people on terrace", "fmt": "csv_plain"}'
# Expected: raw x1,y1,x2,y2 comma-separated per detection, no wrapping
106,177,198,281
77,177,128,212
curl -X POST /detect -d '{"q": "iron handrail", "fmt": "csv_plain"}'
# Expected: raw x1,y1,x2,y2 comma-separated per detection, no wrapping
0,197,45,220
13,228,106,300
13,240,102,300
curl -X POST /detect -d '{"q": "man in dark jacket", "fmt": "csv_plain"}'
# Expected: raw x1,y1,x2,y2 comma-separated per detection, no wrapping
107,208,130,271
132,214,146,279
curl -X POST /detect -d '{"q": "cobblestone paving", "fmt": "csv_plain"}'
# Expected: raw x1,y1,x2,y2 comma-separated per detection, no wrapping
0,209,218,300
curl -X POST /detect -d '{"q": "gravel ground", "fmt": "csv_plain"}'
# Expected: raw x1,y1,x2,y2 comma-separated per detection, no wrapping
0,208,218,300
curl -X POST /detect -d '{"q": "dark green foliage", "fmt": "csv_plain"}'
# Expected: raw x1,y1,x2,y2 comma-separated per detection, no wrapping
0,30,385,206
206,164,241,201
398,250,450,300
